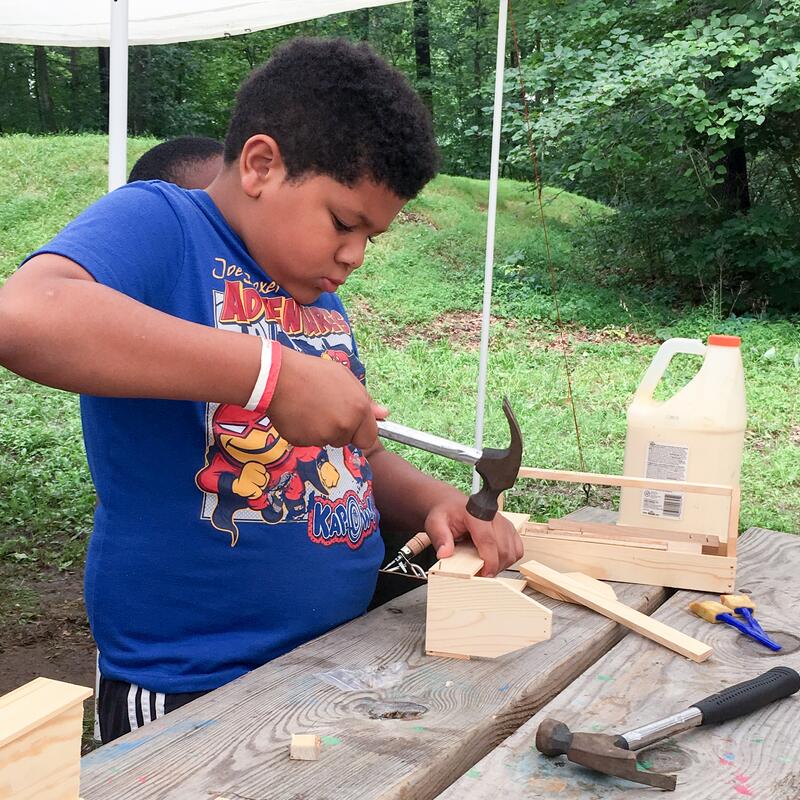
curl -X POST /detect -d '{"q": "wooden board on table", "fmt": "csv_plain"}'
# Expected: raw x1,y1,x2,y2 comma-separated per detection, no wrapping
79,508,669,800
436,527,800,800
520,560,712,662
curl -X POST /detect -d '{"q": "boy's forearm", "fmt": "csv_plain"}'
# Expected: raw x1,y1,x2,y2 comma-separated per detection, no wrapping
0,254,381,449
367,445,465,533
0,255,260,405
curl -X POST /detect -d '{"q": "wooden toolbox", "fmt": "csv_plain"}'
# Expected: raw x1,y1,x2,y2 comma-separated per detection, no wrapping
506,467,739,593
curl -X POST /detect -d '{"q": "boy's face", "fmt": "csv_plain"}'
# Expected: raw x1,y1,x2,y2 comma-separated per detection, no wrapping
238,162,406,305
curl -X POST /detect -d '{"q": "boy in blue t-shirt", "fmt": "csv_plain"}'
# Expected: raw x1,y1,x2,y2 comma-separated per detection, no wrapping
0,38,522,742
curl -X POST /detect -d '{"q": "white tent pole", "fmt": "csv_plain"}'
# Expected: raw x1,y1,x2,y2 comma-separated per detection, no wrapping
472,0,508,493
107,0,129,191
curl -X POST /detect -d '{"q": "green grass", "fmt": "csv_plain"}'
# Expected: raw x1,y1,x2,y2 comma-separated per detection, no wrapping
0,134,797,571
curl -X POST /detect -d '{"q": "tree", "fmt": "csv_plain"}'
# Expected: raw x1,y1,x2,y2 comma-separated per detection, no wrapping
412,0,433,114
506,0,800,308
33,46,55,131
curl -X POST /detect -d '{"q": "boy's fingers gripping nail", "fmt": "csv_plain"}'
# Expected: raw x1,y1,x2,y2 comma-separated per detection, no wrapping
352,415,378,451
371,402,390,420
426,519,454,560
435,540,454,559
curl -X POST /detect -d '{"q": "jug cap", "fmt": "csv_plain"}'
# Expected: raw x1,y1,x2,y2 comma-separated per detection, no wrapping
708,334,741,347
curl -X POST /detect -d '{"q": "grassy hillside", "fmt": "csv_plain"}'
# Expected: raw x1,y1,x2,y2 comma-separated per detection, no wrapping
0,134,797,571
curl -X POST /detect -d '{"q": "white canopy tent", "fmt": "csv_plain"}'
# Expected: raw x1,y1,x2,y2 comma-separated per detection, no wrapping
0,0,509,478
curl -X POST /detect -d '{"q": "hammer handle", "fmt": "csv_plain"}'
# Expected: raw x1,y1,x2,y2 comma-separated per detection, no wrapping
693,666,800,725
620,667,800,750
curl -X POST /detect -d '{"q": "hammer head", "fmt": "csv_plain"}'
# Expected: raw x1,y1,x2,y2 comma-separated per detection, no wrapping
465,397,523,521
535,718,677,791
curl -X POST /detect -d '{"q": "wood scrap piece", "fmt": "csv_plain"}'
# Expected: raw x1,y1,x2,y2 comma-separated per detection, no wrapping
429,542,484,578
426,572,552,659
532,572,617,605
519,559,712,663
496,577,527,593
547,517,721,547
544,530,668,550
290,733,321,761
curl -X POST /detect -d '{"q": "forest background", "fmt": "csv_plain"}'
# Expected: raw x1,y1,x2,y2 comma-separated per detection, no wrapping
3,0,800,311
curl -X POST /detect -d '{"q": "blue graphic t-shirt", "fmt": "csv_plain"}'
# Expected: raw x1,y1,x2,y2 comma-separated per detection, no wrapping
29,181,384,693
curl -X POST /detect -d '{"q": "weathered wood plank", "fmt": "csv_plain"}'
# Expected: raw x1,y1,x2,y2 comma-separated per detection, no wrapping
436,527,800,800
80,508,668,800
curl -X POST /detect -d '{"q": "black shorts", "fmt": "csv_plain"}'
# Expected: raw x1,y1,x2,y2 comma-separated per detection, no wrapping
97,675,209,744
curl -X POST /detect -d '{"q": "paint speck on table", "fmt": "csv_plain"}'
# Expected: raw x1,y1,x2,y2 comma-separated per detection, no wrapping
596,674,614,682
498,683,510,693
321,736,341,746
412,725,428,733
733,773,754,797
467,768,481,778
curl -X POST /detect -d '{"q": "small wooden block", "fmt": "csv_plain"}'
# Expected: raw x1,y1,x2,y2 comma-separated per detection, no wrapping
290,733,321,761
429,542,484,578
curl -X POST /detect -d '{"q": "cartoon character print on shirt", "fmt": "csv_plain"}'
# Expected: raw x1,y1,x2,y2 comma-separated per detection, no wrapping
195,405,342,546
197,274,379,549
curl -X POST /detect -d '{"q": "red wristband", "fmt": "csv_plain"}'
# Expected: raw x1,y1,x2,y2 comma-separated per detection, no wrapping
244,339,283,415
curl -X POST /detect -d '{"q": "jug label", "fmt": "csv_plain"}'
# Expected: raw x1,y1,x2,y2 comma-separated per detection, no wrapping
641,441,689,519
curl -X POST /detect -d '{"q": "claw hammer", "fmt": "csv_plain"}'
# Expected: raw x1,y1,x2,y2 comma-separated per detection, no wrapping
378,396,523,576
535,666,800,790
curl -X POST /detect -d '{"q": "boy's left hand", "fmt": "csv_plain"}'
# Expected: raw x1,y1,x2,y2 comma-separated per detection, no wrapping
424,496,524,578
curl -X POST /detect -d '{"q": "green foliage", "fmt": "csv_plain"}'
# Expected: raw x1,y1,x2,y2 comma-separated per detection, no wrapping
506,0,800,310
0,1,508,177
572,203,800,310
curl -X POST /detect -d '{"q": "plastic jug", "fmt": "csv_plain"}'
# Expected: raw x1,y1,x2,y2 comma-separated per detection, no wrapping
617,335,746,541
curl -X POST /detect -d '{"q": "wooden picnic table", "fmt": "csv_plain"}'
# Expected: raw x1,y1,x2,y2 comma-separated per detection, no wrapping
436,526,800,800
80,508,670,800
78,516,796,799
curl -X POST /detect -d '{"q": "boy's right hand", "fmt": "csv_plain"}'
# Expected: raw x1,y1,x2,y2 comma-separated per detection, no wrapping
267,346,386,450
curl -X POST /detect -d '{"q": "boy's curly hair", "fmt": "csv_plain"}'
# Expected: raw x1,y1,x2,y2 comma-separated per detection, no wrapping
224,37,439,200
